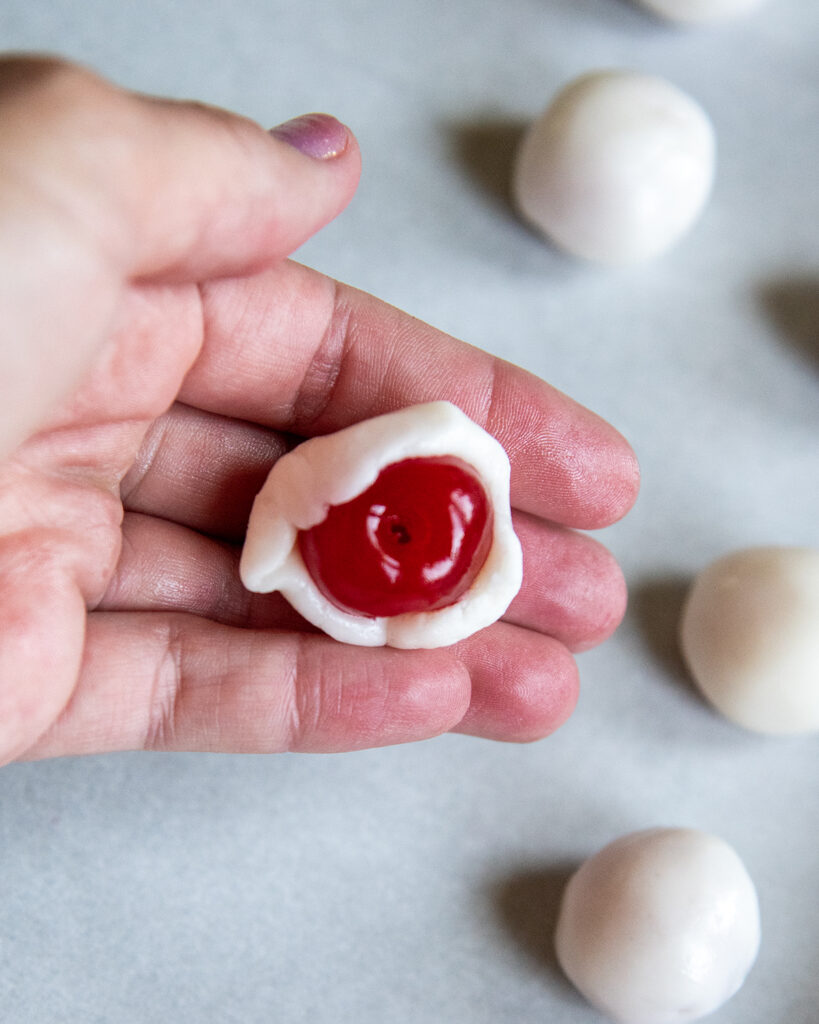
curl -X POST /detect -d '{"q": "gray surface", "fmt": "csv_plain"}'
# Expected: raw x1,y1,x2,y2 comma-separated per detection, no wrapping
1,2,817,1022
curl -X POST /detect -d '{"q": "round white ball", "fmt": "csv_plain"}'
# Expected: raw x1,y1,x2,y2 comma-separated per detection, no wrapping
635,0,766,25
513,70,715,265
555,828,761,1024
680,546,819,734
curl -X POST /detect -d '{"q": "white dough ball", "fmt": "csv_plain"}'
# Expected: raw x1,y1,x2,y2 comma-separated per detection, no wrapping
679,546,819,734
555,828,761,1024
635,0,766,25
513,70,716,265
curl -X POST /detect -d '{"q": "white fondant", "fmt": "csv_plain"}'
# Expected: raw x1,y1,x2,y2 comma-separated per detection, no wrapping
680,546,819,735
555,828,761,1024
513,70,715,265
239,402,523,649
635,0,766,24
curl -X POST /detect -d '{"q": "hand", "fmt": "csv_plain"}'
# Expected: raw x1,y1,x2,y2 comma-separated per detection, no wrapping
0,56,639,765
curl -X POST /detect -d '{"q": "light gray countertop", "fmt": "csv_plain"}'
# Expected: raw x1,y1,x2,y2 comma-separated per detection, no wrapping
1,2,817,1022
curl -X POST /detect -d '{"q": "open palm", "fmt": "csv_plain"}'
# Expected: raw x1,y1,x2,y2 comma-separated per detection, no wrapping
0,59,639,765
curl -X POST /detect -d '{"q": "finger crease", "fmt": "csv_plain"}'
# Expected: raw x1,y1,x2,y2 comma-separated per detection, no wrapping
143,618,184,750
473,356,503,435
291,277,353,431
119,411,171,506
284,635,308,750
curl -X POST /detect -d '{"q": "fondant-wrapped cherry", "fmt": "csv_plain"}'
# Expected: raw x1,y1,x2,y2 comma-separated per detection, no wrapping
239,402,523,648
299,456,493,617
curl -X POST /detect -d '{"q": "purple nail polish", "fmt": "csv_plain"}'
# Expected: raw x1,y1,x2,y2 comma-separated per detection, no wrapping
269,113,349,160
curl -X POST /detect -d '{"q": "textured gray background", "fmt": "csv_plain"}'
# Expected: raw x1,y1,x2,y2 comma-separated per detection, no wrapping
1,2,817,1022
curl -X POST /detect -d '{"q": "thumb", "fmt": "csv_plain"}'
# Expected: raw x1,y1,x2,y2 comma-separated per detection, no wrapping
0,55,362,282
123,105,362,282
0,56,361,456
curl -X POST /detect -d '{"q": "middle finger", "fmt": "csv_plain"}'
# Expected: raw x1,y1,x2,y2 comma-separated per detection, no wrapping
102,507,625,652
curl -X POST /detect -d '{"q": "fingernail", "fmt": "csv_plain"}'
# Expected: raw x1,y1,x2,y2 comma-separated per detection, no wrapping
269,113,350,160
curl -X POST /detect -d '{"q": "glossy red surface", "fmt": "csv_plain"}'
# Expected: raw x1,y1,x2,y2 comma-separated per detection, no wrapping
298,456,493,617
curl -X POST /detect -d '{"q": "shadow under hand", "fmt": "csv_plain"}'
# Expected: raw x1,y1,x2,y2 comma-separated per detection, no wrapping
491,864,578,994
759,278,819,370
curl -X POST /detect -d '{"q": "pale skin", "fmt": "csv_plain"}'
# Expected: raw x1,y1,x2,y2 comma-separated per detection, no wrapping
0,56,640,766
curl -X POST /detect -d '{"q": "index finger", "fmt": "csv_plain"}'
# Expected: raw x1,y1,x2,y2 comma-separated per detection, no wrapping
179,260,640,528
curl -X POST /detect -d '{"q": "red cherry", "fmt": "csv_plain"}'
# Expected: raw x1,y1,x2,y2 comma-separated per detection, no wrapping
298,456,494,618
